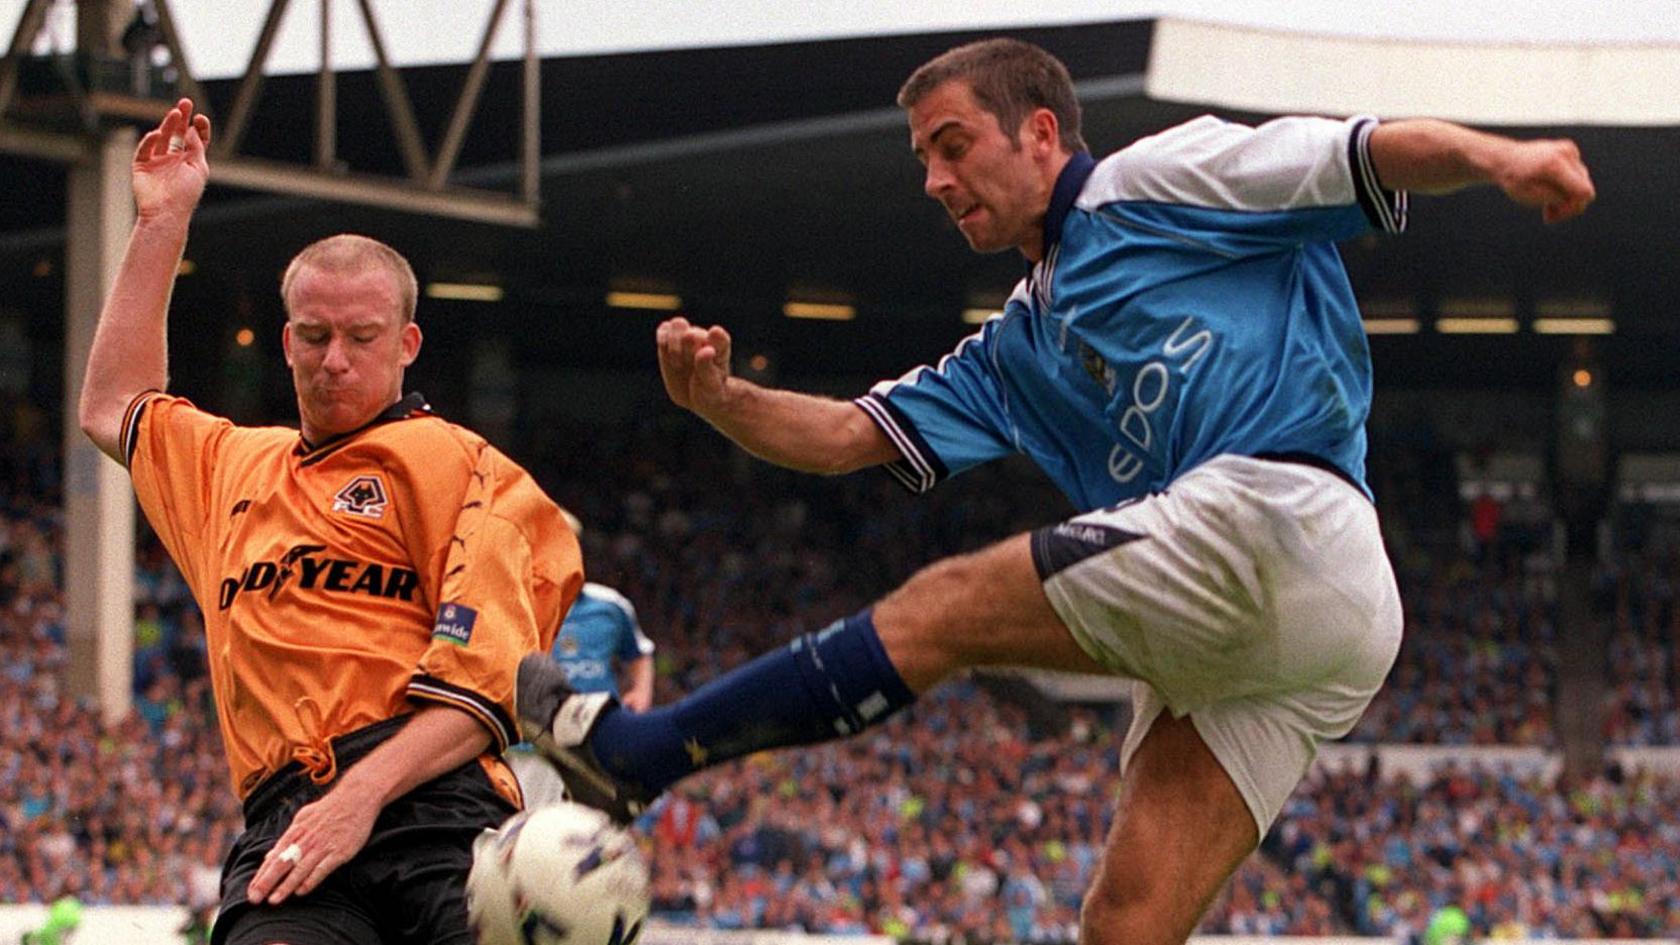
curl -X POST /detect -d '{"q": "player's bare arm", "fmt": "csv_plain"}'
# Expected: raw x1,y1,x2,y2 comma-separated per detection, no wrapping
1368,119,1594,222
655,316,898,474
246,704,490,906
77,98,212,461
620,654,655,713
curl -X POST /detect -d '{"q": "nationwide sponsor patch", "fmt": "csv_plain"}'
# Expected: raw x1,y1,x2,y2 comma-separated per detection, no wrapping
433,602,478,646
332,474,389,519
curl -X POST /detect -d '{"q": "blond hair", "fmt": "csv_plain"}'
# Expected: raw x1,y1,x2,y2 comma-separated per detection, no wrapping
280,234,419,323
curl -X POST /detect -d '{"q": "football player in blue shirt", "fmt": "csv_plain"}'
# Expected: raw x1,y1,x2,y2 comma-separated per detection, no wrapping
521,38,1593,943
551,582,654,710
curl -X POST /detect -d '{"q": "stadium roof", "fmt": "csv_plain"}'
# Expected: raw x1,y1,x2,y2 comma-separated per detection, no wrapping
3,18,1679,403
106,0,1680,75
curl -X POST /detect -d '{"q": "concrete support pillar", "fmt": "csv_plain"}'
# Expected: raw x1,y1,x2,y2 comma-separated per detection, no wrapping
63,125,137,724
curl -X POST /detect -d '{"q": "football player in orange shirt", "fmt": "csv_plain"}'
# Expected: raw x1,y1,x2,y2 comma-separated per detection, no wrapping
79,99,582,945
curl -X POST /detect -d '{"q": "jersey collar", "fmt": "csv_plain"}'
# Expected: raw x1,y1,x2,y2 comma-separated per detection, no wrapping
295,391,431,462
1040,150,1096,257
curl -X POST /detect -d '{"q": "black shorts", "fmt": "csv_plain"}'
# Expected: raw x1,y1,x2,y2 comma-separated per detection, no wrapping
213,719,517,945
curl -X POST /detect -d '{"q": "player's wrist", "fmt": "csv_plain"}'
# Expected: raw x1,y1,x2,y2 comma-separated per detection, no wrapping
328,758,401,808
133,203,197,232
1458,131,1517,190
698,375,753,426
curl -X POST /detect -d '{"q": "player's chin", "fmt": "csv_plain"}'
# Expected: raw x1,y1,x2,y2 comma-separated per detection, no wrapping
308,401,379,437
964,233,1017,255
954,226,991,252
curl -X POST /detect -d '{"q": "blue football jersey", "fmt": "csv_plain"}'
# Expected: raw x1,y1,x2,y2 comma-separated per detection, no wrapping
551,582,653,696
856,114,1405,511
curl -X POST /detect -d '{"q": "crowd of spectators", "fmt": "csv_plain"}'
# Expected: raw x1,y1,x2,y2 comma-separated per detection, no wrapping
0,395,234,914
1599,544,1680,745
638,683,1114,943
634,686,1680,940
8,397,1680,940
523,414,1094,711
536,416,1566,748
1221,761,1680,938
1348,547,1559,747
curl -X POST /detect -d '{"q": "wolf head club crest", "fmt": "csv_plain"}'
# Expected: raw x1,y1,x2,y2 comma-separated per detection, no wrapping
332,475,389,519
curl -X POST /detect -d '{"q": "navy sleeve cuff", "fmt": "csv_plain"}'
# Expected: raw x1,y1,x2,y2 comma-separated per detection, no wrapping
1349,117,1408,234
408,674,518,753
119,390,164,469
852,393,948,495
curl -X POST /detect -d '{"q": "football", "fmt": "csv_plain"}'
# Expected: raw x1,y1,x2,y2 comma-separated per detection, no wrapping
466,802,651,945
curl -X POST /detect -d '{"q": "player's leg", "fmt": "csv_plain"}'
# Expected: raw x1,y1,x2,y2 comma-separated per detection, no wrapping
1050,455,1402,942
517,532,1102,818
215,903,380,945
363,760,517,945
215,839,381,945
523,454,1398,825
215,791,382,945
1077,711,1257,945
1080,672,1398,945
517,451,1327,816
871,532,1107,691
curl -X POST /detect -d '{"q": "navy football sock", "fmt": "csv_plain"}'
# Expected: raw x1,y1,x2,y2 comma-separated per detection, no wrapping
589,610,916,795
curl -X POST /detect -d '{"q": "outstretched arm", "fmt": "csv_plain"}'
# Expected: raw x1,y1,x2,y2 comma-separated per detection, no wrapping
78,98,212,461
655,317,900,474
1368,119,1594,223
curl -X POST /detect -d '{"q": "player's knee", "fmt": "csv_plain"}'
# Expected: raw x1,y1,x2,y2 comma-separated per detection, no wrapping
1078,861,1193,945
886,552,987,632
1079,889,1169,945
874,553,987,679
923,548,994,602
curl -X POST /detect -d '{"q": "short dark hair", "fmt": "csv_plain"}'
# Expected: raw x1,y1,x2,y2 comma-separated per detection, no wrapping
897,38,1086,153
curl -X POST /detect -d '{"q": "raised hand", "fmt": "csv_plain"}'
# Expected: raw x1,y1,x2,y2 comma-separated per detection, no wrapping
1492,138,1595,224
656,317,736,418
132,98,212,221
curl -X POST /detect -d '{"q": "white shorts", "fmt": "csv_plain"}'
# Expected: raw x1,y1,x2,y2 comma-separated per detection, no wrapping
1037,454,1403,835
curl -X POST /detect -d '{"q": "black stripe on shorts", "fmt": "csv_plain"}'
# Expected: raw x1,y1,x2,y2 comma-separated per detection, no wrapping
1031,520,1147,581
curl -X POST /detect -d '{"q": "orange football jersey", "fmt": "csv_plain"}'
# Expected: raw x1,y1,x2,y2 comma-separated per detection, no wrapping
121,391,581,800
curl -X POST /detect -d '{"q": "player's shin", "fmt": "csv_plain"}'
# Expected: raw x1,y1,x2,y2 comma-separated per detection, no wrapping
591,609,916,794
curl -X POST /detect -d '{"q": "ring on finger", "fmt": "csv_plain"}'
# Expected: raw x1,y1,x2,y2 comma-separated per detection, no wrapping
277,842,303,864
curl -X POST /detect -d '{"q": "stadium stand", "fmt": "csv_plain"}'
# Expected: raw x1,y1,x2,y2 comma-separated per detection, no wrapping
5,5,1679,942
1600,547,1680,746
5,404,1680,939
